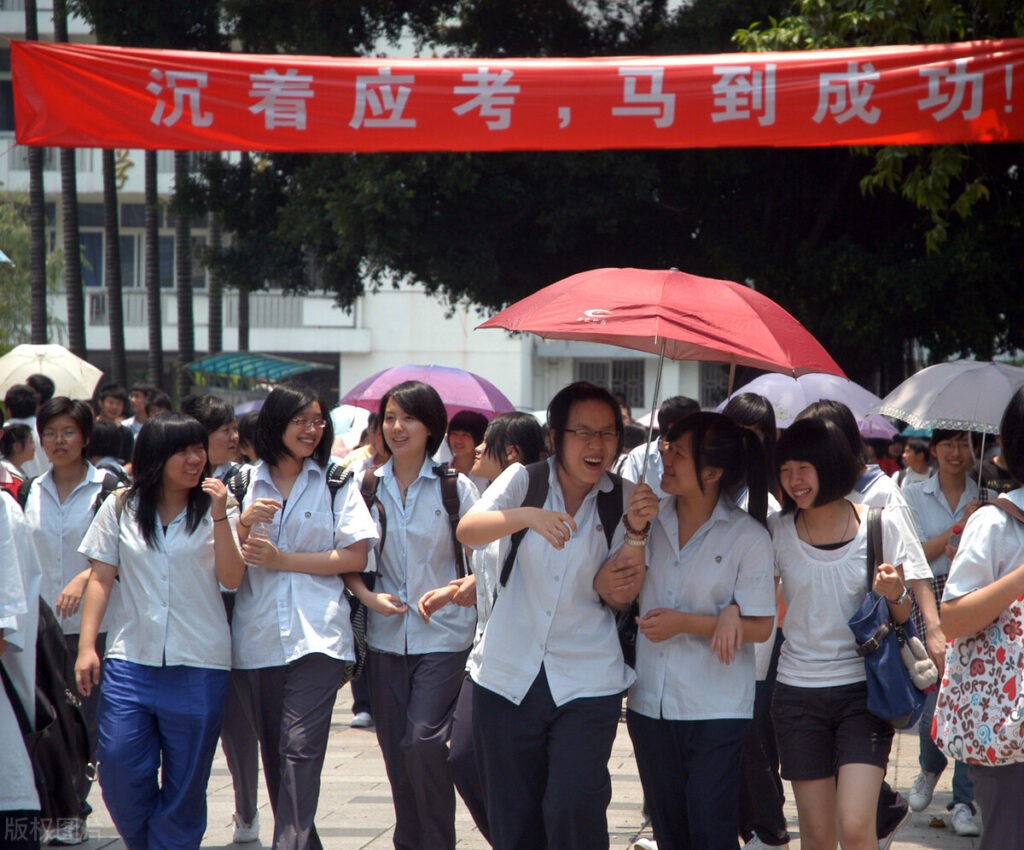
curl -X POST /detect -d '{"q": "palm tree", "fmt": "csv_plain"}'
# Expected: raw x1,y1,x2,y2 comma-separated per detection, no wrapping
144,150,163,387
102,149,127,385
25,0,46,344
174,151,195,399
54,0,86,357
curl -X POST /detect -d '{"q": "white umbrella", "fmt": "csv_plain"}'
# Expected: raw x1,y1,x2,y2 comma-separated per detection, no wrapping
718,372,883,429
871,360,1024,435
0,343,103,400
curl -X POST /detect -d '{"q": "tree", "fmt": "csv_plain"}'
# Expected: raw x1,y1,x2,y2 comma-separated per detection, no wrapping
174,151,195,399
24,0,47,345
102,149,127,385
144,150,163,386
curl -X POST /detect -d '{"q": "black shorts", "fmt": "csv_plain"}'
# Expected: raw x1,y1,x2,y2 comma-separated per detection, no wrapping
771,681,894,781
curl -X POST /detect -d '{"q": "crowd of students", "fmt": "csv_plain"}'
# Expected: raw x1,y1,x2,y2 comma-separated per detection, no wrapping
2,372,1023,850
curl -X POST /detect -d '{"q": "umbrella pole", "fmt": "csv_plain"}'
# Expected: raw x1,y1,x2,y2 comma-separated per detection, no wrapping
639,341,666,482
977,432,987,499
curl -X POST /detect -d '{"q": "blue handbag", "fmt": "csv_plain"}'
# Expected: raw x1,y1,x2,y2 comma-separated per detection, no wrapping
847,507,926,729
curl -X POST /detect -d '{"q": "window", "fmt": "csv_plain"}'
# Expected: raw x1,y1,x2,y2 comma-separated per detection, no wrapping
81,232,103,288
12,146,57,170
700,362,731,409
573,358,645,408
120,234,137,288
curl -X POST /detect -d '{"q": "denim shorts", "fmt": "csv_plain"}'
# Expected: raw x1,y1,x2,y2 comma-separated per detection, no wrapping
771,681,894,781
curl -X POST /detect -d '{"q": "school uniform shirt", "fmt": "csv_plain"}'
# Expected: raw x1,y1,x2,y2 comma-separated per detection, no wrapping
467,457,636,706
367,457,478,655
24,463,120,634
769,505,908,688
849,467,933,583
904,475,987,578
79,495,239,670
629,494,776,721
944,488,1024,602
620,439,666,498
893,466,932,488
232,459,379,669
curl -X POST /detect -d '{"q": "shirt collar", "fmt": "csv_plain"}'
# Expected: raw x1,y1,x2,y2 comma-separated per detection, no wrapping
376,455,437,482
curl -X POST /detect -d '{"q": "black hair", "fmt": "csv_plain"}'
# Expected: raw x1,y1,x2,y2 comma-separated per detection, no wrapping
775,418,861,513
26,374,55,404
4,384,39,419
87,419,124,461
481,411,546,468
0,424,33,459
130,381,158,397
378,381,448,457
905,437,930,457
723,392,778,495
255,383,333,467
447,410,488,447
366,412,379,430
658,395,701,434
664,412,769,527
865,438,893,463
145,391,173,417
37,397,94,450
796,399,866,466
999,389,1024,485
622,422,648,453
97,383,129,405
128,413,211,549
181,393,235,434
930,428,970,448
236,411,259,458
547,382,625,459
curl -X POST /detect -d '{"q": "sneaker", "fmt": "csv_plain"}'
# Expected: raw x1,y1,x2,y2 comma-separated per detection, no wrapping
47,818,88,845
232,812,260,844
949,802,981,837
878,807,910,850
351,711,374,728
908,770,941,811
633,840,658,850
746,837,789,849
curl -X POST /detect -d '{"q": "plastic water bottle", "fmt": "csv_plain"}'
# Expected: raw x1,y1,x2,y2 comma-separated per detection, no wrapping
948,524,963,548
248,521,271,542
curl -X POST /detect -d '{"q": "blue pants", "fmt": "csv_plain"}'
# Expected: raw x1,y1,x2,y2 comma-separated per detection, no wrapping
96,659,229,850
918,689,975,809
628,710,750,850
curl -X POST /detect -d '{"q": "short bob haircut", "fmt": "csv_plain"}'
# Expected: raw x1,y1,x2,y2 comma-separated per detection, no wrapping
796,399,866,466
88,420,124,461
546,382,625,459
999,388,1024,485
775,417,862,513
37,396,95,449
664,412,769,527
255,383,334,468
378,380,448,458
130,413,211,549
181,393,236,435
480,411,546,468
447,409,489,447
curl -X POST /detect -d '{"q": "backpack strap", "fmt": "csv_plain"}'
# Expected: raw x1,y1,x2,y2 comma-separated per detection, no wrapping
325,461,353,503
360,467,386,555
227,467,252,506
596,473,624,550
434,465,468,579
988,497,1024,525
91,472,122,516
499,461,551,588
16,475,36,510
865,506,884,590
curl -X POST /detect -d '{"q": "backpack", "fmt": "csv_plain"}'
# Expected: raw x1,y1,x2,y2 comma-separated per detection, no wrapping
1,598,92,826
16,471,122,515
497,461,638,667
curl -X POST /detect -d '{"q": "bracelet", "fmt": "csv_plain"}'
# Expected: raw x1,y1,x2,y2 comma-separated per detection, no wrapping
622,515,652,537
239,516,252,529
623,532,649,547
213,515,228,522
888,586,911,605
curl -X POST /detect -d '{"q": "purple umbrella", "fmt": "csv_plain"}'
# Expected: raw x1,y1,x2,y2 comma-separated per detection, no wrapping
340,364,515,420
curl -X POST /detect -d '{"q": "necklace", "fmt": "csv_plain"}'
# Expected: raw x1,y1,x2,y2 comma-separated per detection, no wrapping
801,503,854,546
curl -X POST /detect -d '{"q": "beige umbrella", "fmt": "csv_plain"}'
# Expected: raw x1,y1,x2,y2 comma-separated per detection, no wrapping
0,343,103,400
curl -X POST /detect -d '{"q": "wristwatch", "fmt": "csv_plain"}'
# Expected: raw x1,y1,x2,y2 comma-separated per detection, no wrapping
890,586,911,606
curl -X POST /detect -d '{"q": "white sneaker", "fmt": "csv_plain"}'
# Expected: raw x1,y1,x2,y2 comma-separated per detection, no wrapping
46,819,88,845
949,802,981,837
232,812,260,844
633,840,658,850
908,770,940,811
351,711,374,728
746,837,789,849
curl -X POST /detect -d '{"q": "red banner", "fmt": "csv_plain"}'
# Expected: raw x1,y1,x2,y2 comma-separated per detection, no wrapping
12,39,1024,152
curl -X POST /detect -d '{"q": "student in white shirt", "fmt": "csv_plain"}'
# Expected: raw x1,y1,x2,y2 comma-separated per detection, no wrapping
627,412,775,849
619,395,699,498
231,383,377,850
769,418,912,850
457,382,658,850
344,380,479,850
894,438,933,488
75,413,246,850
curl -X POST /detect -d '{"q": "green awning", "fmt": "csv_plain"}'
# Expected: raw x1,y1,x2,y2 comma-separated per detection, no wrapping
185,352,330,382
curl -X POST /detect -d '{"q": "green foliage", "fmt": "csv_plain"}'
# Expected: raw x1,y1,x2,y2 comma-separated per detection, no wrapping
67,0,225,48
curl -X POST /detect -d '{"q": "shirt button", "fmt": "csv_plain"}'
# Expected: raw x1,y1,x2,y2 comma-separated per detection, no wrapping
305,511,311,518
435,510,441,517
545,610,552,617
554,575,560,582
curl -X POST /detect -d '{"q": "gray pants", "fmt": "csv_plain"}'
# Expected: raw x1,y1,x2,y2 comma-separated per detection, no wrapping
239,653,347,850
970,761,1024,850
221,592,259,824
367,649,469,850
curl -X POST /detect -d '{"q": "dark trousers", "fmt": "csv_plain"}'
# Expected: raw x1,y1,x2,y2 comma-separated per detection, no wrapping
64,632,105,821
472,669,622,850
0,811,42,849
628,710,749,850
738,629,789,847
351,670,372,716
970,761,1024,850
367,649,468,850
220,592,260,824
239,653,346,850
448,674,489,840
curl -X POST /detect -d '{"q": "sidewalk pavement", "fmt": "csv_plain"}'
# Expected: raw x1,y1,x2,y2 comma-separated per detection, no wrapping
79,682,981,849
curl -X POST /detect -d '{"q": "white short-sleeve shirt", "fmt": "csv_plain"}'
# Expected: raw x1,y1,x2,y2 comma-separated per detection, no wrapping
944,489,1024,603
467,458,636,706
770,503,908,688
231,459,379,669
367,457,478,655
850,466,932,582
620,440,665,498
628,494,775,721
24,464,120,634
78,494,237,670
904,475,985,578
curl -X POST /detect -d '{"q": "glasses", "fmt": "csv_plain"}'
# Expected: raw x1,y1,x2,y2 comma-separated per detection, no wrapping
562,427,618,442
290,417,327,430
42,429,80,442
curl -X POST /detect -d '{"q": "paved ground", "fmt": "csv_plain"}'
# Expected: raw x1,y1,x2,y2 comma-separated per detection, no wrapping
79,682,981,849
